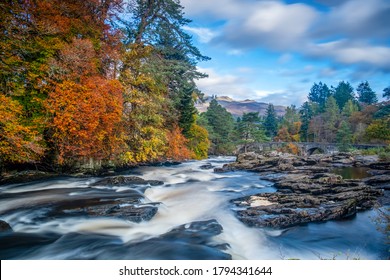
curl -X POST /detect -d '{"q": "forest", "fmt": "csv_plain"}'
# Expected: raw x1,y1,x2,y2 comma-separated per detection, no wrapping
201,81,390,155
0,0,211,171
1,0,389,172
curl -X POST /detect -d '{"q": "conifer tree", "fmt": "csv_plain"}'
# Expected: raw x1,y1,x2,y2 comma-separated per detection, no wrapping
357,81,377,105
264,104,278,139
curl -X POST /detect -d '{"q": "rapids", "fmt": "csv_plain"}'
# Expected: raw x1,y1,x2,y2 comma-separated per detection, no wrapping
0,157,388,259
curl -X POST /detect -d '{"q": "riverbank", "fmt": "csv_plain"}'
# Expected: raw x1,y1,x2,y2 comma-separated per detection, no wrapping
216,152,390,229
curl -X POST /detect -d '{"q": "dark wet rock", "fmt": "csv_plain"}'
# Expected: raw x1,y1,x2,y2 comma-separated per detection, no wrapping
136,219,231,260
227,152,385,229
199,163,214,170
50,190,159,223
0,232,60,259
232,172,383,229
0,186,159,224
0,220,12,232
91,176,163,187
364,175,390,190
85,203,159,223
0,170,59,185
368,162,390,171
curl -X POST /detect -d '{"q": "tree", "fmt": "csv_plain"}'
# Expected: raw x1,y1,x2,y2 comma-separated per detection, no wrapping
178,85,197,137
383,87,390,100
120,0,209,132
0,95,45,166
236,112,267,152
357,81,377,105
333,81,355,110
264,104,278,139
46,78,124,165
308,82,331,111
299,102,314,141
336,120,353,151
365,120,390,143
204,98,235,154
277,105,301,142
323,96,340,142
119,45,169,164
186,123,210,159
342,99,359,117
165,125,192,161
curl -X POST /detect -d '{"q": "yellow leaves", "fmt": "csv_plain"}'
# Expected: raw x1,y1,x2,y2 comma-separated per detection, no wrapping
186,124,210,160
0,95,45,163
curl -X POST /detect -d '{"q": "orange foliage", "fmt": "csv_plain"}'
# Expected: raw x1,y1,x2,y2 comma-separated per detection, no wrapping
46,77,124,164
0,95,45,163
278,142,300,155
165,125,193,161
275,127,292,142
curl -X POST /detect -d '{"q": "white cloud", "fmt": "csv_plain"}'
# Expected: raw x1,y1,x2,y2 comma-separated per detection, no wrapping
227,49,244,56
195,67,257,99
309,41,390,70
182,0,390,72
278,53,293,64
182,26,217,43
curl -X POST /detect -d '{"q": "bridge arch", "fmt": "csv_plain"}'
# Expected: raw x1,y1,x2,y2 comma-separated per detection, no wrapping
307,147,325,155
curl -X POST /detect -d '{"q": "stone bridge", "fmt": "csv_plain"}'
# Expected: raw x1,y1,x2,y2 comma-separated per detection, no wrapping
236,142,387,155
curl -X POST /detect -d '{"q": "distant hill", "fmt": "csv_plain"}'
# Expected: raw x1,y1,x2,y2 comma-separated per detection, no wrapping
195,96,286,118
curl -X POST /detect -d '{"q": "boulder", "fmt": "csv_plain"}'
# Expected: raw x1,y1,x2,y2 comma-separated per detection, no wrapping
199,163,214,170
0,220,13,232
91,176,163,187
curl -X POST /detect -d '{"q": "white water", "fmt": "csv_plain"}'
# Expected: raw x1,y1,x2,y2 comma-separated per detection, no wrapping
0,157,387,260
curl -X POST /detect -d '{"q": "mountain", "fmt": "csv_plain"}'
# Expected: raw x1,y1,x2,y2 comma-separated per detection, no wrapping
195,96,286,118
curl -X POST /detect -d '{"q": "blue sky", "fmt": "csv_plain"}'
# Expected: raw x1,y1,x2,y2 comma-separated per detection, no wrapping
180,0,390,106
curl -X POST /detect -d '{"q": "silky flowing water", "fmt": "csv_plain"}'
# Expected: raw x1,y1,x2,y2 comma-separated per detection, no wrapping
0,157,388,259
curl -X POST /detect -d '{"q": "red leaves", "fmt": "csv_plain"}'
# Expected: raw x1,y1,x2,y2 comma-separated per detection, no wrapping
165,125,193,161
46,77,123,164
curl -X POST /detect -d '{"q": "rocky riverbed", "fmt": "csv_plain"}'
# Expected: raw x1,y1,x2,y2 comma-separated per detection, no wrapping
217,152,390,229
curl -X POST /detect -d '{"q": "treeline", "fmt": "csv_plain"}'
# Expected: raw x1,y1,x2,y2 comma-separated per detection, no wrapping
0,0,210,170
199,81,390,155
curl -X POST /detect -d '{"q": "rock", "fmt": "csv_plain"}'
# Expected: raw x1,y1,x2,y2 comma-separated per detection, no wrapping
86,203,159,223
199,163,214,170
0,220,13,232
91,176,163,187
226,151,385,229
368,162,390,170
232,169,382,229
364,175,390,190
233,181,381,229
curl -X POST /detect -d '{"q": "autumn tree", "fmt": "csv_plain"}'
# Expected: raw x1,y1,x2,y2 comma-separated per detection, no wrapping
0,95,45,167
276,105,301,142
186,123,210,159
165,125,192,161
120,0,209,125
119,45,168,163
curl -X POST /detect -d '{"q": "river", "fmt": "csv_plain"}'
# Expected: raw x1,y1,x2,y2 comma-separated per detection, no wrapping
0,157,388,259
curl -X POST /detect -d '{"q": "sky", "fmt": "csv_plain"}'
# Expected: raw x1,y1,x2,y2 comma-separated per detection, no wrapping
180,0,390,106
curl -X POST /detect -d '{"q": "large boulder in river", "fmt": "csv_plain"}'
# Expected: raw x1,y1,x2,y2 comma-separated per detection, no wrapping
91,176,163,187
0,220,13,232
232,173,383,229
